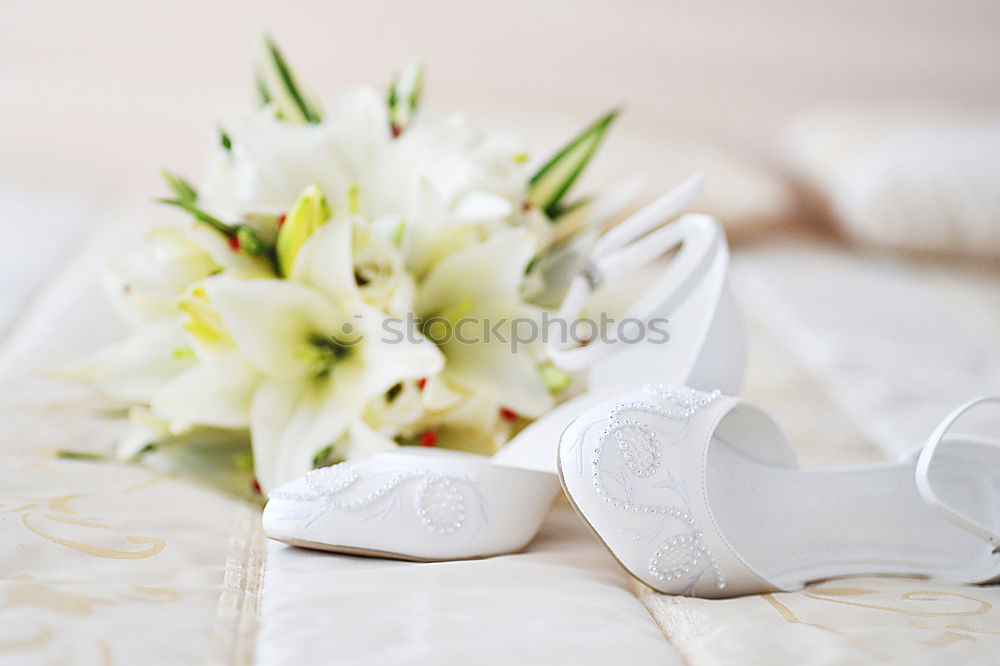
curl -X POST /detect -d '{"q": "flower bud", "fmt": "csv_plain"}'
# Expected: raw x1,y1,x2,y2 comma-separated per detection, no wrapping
276,184,332,275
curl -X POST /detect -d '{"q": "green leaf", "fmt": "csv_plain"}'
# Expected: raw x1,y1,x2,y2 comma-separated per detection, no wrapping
385,382,403,402
235,453,254,472
159,199,278,271
312,445,333,467
158,198,232,236
256,35,322,124
276,184,332,275
312,445,345,468
235,225,268,256
135,443,158,459
56,450,108,462
160,170,198,205
527,109,619,218
219,128,233,153
255,75,271,106
387,61,423,136
550,194,591,220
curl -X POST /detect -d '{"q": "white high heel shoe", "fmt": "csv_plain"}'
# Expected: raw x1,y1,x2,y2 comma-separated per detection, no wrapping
263,175,746,560
558,387,1000,598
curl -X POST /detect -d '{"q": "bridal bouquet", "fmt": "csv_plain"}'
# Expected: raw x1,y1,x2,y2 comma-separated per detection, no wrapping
74,37,629,494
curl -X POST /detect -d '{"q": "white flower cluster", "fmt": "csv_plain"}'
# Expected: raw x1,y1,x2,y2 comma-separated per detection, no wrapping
76,37,625,492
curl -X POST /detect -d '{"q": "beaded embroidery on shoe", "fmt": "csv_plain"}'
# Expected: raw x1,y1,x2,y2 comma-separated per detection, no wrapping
270,462,480,536
572,385,727,592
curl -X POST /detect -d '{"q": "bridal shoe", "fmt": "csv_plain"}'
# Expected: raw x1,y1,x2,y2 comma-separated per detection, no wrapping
558,387,1000,598
263,175,747,559
260,449,555,560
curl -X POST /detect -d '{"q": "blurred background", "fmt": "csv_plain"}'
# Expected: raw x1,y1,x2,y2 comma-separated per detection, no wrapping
2,0,999,245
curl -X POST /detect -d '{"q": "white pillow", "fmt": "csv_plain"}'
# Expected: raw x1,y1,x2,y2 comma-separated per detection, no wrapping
787,109,1000,258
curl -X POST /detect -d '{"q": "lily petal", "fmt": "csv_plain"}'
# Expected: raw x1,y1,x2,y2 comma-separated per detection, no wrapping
152,352,259,432
289,212,356,301
453,190,513,221
344,419,399,459
104,226,217,324
228,109,352,212
89,321,196,403
441,319,553,417
117,406,173,460
204,277,346,377
324,87,390,181
417,228,536,315
353,304,444,397
250,372,360,491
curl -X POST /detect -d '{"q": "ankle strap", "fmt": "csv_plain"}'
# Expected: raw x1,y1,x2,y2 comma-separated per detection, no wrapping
547,175,725,371
589,172,704,257
915,395,1000,552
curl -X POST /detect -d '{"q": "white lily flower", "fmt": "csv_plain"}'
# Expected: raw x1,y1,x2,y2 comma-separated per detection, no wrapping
68,225,255,437
200,100,534,278
146,192,415,456
201,276,443,491
140,277,257,437
416,228,553,419
365,114,526,216
324,88,392,181
349,221,416,315
215,109,351,216
365,115,533,276
77,320,196,404
198,89,389,221
151,352,259,433
104,226,217,325
288,204,415,315
147,204,343,454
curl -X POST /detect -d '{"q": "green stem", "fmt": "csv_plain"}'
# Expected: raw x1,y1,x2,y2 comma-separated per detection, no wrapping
56,450,108,462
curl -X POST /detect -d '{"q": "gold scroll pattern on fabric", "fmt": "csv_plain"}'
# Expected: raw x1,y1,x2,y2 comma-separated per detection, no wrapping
0,454,264,666
636,578,1000,665
8,491,167,560
0,473,174,664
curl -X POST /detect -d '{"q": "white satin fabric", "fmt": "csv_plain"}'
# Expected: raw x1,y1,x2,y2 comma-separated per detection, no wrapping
0,197,263,666
258,498,683,666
